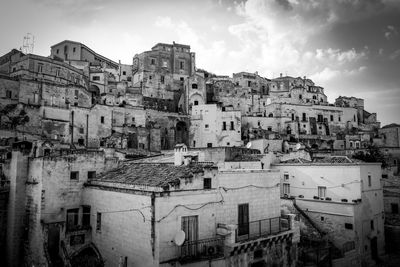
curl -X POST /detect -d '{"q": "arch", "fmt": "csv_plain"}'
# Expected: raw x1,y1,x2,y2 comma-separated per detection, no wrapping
268,113,274,118
191,83,198,89
89,85,101,104
69,243,104,267
175,121,188,145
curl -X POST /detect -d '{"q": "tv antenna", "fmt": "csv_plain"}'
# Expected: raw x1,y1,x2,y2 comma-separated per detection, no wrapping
21,33,35,54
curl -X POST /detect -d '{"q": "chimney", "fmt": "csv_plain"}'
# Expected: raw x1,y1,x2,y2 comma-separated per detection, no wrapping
174,144,187,166
280,73,282,78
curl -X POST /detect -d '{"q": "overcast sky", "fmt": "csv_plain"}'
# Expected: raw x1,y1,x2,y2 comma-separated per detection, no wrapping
1,0,399,125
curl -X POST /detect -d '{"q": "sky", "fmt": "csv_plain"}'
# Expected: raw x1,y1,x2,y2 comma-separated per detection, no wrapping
0,0,399,126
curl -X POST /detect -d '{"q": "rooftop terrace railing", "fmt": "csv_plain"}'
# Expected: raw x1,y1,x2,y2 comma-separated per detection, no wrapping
236,216,290,243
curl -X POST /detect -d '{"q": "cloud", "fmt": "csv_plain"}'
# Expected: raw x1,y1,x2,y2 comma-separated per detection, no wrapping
384,25,398,40
389,49,400,60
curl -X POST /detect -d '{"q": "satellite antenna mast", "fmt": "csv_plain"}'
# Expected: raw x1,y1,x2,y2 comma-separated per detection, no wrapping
22,33,35,54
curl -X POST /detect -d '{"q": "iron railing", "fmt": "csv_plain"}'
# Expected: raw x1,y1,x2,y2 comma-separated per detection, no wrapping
180,236,224,261
236,217,290,242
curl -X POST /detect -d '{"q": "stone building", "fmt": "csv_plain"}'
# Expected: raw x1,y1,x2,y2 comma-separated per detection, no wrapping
190,104,242,148
272,156,385,266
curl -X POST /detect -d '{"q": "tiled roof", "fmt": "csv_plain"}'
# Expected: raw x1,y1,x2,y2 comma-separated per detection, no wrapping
313,156,353,164
93,162,210,187
281,158,312,164
382,123,400,129
228,154,264,162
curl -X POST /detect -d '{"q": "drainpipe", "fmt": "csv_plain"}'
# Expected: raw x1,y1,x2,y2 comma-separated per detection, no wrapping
86,114,89,147
151,192,156,258
71,111,74,146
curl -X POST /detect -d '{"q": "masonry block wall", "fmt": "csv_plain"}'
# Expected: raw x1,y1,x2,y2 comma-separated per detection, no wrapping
83,188,154,267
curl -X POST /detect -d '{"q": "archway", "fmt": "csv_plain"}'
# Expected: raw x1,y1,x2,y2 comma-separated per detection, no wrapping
89,85,101,105
175,121,188,145
70,245,103,267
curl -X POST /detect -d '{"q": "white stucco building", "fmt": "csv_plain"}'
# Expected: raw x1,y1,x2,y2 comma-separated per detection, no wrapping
272,156,385,266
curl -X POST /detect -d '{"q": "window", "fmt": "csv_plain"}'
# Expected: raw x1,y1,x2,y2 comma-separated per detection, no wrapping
79,127,84,134
247,81,251,87
66,208,79,231
330,115,334,121
302,113,307,121
318,186,326,198
370,220,374,230
181,216,198,242
382,174,388,179
391,203,399,214
291,114,295,121
73,47,76,53
150,58,156,65
321,216,325,221
122,71,126,75
96,212,102,232
338,116,341,122
100,116,105,124
345,223,353,230
194,100,198,106
238,203,249,236
92,76,100,81
37,63,43,73
161,75,165,84
205,124,209,129
368,175,371,187
222,122,227,130
70,171,79,180
55,68,60,77
6,90,12,98
203,178,212,189
284,174,289,180
283,183,290,195
192,83,198,89
180,61,184,70
299,94,302,99
82,206,91,227
267,127,272,131
127,77,132,81
317,114,323,122
207,143,212,148
75,90,79,98
230,121,234,130
56,49,59,54
180,77,184,81
350,141,353,148
88,171,96,180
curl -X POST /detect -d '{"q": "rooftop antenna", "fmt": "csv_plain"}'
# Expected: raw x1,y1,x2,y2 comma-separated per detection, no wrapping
21,33,35,54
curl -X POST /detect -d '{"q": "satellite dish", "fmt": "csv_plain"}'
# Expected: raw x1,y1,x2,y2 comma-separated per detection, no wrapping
246,142,252,149
295,143,301,150
173,230,185,246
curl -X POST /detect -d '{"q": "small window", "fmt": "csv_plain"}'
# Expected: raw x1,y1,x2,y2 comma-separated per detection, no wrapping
73,47,76,53
70,171,79,180
55,68,60,77
192,83,198,89
247,81,251,87
150,58,156,65
56,49,59,54
370,220,374,230
79,127,84,134
338,116,341,122
82,206,91,227
88,171,96,180
122,71,126,75
194,100,198,106
284,174,289,180
96,212,102,232
6,90,12,98
318,186,326,198
180,61,184,70
203,178,212,189
345,223,353,230
382,174,388,179
321,216,324,221
330,115,334,121
92,76,100,81
100,116,105,124
283,183,290,195
75,90,79,98
391,203,399,214
222,122,227,130
205,124,209,129
230,121,234,130
37,63,43,73
368,175,371,187
207,143,212,148
161,75,165,84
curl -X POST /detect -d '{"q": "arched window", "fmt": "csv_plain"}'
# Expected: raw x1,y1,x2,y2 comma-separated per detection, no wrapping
194,100,199,106
313,95,317,100
268,113,273,118
299,94,303,99
192,83,198,89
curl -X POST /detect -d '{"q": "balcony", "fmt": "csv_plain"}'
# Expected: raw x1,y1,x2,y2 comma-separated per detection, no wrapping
179,236,225,262
235,217,290,243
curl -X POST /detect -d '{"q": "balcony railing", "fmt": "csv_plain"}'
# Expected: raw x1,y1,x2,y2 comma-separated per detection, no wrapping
236,217,290,242
180,237,224,262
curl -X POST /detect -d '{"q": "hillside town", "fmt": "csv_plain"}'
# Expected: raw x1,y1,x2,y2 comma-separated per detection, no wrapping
0,40,399,267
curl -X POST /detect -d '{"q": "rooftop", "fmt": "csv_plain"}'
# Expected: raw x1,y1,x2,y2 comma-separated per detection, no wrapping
382,123,400,129
91,162,212,188
277,156,377,165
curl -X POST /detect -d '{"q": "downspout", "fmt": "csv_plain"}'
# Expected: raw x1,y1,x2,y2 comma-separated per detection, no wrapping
71,111,74,146
86,114,89,147
151,192,156,259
